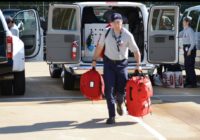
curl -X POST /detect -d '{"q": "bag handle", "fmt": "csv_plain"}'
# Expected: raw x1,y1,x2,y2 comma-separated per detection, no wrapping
130,87,133,101
133,69,145,77
92,66,96,71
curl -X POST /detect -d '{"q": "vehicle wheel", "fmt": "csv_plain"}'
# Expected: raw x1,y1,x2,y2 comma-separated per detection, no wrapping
62,69,75,90
13,71,25,96
1,80,13,96
49,64,62,78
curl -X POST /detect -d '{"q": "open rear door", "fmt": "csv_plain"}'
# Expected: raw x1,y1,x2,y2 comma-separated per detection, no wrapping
147,6,179,64
46,4,81,64
13,9,43,61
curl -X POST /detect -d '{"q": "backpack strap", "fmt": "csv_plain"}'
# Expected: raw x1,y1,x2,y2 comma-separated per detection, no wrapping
105,28,111,39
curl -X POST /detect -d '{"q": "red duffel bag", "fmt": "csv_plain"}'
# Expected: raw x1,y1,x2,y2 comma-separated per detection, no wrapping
126,70,153,117
80,67,105,101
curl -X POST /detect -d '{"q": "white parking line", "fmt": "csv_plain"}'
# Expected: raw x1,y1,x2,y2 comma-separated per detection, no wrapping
0,96,86,101
128,116,167,140
1,94,200,102
154,94,200,97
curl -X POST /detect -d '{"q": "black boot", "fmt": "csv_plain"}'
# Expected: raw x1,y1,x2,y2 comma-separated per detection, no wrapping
106,117,115,124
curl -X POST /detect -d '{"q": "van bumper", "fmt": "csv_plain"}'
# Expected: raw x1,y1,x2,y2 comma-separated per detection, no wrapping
64,63,155,75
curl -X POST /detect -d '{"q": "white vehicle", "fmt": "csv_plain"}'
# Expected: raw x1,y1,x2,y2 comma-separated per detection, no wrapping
0,9,43,96
46,2,179,90
179,5,200,69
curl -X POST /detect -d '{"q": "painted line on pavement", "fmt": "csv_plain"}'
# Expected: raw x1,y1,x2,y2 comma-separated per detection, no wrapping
128,116,166,140
154,94,200,97
1,94,200,102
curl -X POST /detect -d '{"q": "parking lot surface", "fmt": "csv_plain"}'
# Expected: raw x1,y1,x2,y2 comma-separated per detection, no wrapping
0,62,200,140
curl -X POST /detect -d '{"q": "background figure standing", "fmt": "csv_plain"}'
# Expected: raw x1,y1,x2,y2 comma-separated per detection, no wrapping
6,16,19,37
179,16,197,88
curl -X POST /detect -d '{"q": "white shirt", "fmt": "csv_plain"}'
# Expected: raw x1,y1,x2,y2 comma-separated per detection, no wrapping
10,24,19,37
179,27,196,52
98,27,139,60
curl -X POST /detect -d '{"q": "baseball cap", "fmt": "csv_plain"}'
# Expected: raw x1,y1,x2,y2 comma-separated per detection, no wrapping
183,16,192,22
111,13,123,22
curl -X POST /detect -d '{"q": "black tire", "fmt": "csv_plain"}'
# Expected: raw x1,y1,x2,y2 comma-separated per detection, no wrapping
1,80,13,96
62,70,75,90
49,64,62,78
13,71,25,96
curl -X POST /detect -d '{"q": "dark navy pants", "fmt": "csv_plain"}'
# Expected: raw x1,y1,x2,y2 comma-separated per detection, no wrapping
103,55,128,118
183,45,197,86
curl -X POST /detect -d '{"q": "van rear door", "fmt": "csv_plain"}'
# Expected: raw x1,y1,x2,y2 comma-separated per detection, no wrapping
46,4,81,64
13,9,43,61
147,6,179,64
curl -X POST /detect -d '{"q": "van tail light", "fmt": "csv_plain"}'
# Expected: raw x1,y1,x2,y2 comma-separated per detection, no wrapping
6,36,13,59
71,41,78,60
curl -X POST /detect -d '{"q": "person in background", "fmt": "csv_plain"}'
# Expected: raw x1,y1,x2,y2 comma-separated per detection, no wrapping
6,16,19,37
179,16,197,88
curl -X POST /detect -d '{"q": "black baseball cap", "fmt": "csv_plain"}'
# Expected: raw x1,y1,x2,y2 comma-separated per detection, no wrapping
111,13,123,22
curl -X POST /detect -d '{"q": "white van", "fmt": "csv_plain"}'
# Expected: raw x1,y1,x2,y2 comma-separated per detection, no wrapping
179,5,200,69
46,2,179,90
0,9,43,96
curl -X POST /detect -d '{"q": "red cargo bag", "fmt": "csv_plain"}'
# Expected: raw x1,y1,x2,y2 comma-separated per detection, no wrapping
80,67,105,101
126,70,153,117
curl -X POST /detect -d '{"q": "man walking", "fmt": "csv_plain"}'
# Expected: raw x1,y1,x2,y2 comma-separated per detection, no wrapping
92,13,141,124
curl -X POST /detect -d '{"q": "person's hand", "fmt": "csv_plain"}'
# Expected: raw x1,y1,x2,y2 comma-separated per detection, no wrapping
92,60,96,68
136,64,142,71
187,50,191,56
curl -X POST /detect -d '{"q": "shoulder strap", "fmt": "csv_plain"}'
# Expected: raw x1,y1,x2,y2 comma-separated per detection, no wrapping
105,28,111,39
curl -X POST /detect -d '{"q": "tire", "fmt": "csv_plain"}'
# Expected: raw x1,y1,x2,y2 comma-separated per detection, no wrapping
62,69,75,90
49,64,62,78
1,80,13,96
13,71,25,96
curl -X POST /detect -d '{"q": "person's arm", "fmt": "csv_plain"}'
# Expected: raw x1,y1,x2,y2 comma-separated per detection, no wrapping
92,44,104,67
128,34,141,69
188,28,196,55
133,50,141,67
92,30,106,67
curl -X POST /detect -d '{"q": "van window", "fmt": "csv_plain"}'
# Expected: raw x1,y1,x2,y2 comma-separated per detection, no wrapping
14,10,37,34
189,10,200,31
52,8,77,30
152,9,175,31
198,17,200,32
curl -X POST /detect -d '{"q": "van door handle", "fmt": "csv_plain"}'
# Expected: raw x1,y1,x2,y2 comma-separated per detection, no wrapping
169,36,174,40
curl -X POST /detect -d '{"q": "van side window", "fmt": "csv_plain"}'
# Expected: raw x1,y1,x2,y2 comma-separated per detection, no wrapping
152,9,175,31
52,8,77,30
189,10,200,31
198,16,200,32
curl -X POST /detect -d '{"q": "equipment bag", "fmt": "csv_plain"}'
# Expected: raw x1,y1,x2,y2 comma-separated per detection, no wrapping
126,70,153,117
174,71,184,88
80,67,105,101
162,71,175,88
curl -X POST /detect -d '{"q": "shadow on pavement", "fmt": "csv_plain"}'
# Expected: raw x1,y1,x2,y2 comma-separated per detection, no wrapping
0,121,77,134
73,119,138,129
0,119,138,134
